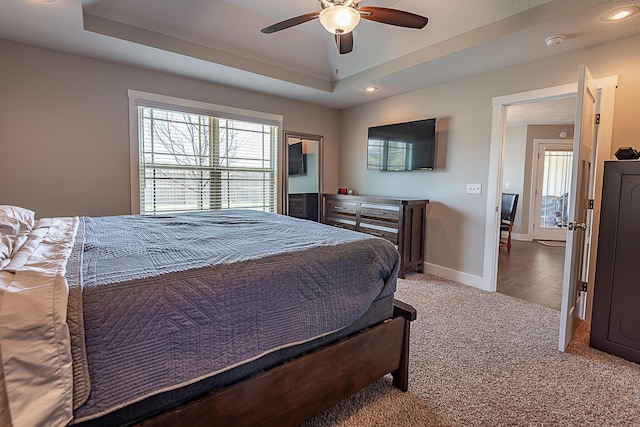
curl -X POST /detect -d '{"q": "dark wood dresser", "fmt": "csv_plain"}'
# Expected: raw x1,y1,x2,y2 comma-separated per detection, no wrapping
590,161,640,364
322,194,429,278
288,193,319,222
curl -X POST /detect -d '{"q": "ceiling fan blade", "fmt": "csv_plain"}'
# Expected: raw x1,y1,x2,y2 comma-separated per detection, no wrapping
261,12,320,34
335,32,354,54
359,7,428,29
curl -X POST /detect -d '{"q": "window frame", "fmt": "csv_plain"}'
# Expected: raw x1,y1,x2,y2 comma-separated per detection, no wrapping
128,90,284,215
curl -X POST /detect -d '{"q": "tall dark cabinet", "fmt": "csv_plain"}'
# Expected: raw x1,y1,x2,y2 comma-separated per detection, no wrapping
590,161,640,364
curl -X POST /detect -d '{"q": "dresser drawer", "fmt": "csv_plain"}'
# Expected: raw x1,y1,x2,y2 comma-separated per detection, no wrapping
289,198,304,207
360,203,400,223
288,193,319,221
326,199,358,219
359,223,399,244
324,216,357,230
289,198,305,214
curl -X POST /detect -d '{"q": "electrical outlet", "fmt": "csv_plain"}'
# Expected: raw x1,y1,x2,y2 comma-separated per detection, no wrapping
504,182,510,190
466,184,482,195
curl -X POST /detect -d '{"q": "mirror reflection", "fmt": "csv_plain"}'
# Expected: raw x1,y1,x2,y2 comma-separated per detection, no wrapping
284,132,322,222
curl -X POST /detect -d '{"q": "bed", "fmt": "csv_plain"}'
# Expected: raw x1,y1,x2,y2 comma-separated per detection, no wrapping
0,206,416,426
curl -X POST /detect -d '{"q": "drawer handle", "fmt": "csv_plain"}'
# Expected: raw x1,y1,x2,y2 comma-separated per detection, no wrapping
364,211,394,217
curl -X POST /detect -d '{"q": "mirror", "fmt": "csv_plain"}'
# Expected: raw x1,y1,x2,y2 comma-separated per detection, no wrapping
283,132,323,222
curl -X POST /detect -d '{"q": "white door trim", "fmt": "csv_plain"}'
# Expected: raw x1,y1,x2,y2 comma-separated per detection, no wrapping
483,76,617,293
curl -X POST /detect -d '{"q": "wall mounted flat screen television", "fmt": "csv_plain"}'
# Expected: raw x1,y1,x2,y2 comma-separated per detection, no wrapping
367,118,436,171
288,141,307,176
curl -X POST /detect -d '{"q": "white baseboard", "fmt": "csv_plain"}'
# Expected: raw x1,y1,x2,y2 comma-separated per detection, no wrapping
422,263,490,291
512,233,532,242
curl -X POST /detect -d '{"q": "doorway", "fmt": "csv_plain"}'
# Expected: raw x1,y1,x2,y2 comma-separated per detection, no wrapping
484,76,617,322
497,104,575,310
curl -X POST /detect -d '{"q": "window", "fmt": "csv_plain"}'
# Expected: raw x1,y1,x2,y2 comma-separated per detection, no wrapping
129,91,282,215
367,138,385,170
540,149,573,228
367,138,413,171
386,140,412,171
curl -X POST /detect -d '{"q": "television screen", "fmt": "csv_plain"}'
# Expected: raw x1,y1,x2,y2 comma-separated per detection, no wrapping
367,118,436,171
288,141,306,176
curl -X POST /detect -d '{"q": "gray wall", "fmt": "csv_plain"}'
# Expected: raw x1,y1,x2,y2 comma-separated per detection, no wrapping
503,125,527,235
2,33,640,282
338,33,640,279
0,39,340,218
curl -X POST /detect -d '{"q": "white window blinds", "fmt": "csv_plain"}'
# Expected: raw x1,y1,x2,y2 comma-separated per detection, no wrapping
137,105,278,215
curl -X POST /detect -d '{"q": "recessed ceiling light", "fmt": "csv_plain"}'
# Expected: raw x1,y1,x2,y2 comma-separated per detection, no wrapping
601,6,640,21
363,86,379,93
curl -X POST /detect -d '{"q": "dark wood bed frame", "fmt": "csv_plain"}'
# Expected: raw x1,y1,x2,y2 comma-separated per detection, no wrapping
137,300,416,427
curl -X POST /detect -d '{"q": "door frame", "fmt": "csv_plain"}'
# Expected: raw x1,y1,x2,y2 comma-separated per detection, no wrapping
483,75,617,323
530,139,573,241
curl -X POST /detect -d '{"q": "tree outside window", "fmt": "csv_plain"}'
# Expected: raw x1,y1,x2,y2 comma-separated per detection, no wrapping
138,107,277,214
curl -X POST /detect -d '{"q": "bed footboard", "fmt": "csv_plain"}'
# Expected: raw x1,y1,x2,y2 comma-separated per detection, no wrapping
137,300,416,427
391,299,418,392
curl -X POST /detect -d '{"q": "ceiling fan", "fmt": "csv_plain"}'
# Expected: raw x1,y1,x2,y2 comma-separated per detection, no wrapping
261,0,428,54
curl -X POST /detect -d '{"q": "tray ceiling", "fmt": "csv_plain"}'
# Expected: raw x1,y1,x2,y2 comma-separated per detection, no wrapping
1,0,639,110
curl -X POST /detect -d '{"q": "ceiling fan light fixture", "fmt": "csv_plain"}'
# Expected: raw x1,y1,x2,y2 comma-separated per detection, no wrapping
319,5,361,34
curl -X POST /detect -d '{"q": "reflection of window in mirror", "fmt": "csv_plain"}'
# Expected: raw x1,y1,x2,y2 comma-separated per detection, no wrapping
285,133,322,222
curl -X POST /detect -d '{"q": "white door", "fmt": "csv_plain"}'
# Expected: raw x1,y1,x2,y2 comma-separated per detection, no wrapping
532,141,573,241
558,65,597,352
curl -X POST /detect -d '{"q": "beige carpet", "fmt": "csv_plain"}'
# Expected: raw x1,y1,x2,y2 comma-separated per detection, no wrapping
303,274,640,426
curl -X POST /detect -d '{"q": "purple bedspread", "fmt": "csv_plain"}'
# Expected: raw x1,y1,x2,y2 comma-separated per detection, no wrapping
68,210,398,422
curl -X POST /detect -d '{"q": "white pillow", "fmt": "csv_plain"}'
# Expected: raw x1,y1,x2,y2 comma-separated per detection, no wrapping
0,205,35,235
0,205,35,269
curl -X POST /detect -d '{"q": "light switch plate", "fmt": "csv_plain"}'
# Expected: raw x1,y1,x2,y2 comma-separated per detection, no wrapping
466,183,482,194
